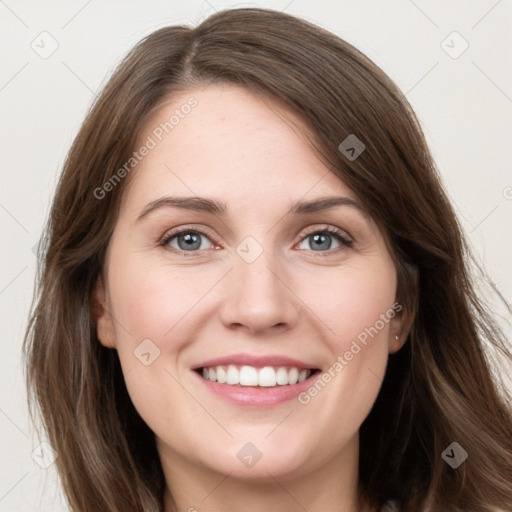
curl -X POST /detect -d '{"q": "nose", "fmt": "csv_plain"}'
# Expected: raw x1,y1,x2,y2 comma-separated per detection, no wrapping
218,247,300,335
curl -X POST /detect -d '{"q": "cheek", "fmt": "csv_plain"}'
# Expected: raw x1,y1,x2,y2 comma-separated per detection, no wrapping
107,255,207,346
105,256,206,439
295,260,396,426
298,258,397,345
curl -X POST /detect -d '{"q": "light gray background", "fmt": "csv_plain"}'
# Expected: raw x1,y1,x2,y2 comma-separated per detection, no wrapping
1,1,511,510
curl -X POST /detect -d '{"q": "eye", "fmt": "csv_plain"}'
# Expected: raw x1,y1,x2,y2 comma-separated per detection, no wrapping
161,228,217,255
296,226,353,253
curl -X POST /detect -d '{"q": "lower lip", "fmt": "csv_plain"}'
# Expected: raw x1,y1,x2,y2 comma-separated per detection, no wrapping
192,370,320,407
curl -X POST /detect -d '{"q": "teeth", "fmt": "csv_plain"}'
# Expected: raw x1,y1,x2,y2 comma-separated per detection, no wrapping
298,369,309,383
216,366,227,384
258,367,276,387
200,364,313,387
226,365,239,385
276,367,288,385
239,365,258,386
288,367,299,385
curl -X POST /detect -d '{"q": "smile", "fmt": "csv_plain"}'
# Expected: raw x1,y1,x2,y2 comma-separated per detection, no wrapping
198,364,318,387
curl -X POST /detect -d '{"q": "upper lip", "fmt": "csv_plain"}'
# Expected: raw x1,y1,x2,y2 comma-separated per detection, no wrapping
191,353,318,370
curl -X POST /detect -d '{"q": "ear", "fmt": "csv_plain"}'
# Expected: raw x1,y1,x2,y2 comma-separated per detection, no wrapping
387,301,414,354
91,274,116,349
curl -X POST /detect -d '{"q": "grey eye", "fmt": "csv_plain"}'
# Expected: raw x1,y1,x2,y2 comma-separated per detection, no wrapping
298,232,341,251
168,231,211,251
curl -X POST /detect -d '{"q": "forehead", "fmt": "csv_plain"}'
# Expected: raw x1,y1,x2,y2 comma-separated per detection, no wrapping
123,83,356,204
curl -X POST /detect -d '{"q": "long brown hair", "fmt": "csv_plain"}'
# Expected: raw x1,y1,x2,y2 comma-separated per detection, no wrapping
24,7,512,511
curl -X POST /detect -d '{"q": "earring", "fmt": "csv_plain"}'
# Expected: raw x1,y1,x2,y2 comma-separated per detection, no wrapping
395,335,399,342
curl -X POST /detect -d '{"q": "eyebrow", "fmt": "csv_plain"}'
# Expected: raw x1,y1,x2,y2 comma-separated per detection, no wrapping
136,195,365,222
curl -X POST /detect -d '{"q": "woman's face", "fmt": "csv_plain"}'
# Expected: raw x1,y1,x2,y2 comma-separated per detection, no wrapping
95,83,407,484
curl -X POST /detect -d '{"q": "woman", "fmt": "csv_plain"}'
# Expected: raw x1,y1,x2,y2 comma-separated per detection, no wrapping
24,7,512,512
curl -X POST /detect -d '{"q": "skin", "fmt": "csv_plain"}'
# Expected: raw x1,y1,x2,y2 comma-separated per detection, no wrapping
93,83,411,512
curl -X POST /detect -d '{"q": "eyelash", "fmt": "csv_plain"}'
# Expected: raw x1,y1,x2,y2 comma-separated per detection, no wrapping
159,224,354,257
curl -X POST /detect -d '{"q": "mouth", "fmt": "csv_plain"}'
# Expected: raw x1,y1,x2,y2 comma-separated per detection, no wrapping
194,364,321,388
